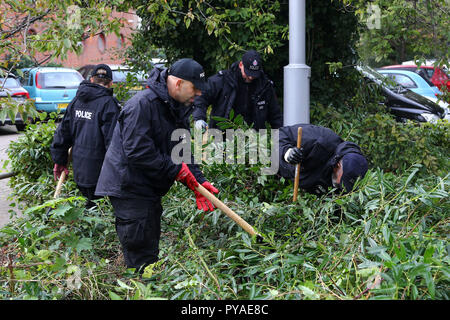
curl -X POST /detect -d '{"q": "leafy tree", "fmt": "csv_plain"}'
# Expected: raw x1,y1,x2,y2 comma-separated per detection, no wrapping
347,0,449,67
0,0,124,125
123,0,360,105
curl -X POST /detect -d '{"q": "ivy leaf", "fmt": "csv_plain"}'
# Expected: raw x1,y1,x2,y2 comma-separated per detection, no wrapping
76,237,92,252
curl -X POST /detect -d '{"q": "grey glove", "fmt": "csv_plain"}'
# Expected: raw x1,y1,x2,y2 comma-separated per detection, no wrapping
284,147,304,165
195,119,208,131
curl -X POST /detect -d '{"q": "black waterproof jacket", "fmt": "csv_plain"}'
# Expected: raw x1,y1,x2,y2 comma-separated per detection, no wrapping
50,80,120,188
278,124,365,195
192,62,282,129
95,68,206,200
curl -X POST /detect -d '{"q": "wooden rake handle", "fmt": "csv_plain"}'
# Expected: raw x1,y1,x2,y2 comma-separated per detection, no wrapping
53,147,72,199
293,127,302,202
195,183,261,239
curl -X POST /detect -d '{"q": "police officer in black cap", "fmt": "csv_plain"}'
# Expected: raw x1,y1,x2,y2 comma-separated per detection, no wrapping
278,124,369,195
51,64,120,209
193,49,282,131
95,58,219,273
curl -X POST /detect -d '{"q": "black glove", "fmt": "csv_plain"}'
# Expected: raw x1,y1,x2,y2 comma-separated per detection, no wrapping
284,147,304,164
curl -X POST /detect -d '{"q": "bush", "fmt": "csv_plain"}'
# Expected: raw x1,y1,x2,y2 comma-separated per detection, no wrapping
310,100,450,179
5,116,79,207
1,162,448,300
0,99,448,300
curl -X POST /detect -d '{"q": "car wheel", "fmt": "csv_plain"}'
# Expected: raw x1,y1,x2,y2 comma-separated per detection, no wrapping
16,124,26,132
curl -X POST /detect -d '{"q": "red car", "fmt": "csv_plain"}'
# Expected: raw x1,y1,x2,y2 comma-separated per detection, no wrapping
380,64,450,92
0,73,31,131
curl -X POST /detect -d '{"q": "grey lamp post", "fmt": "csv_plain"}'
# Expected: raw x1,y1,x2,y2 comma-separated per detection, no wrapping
283,0,310,125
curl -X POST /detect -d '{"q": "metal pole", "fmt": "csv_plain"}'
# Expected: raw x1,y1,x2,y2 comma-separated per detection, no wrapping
283,0,310,125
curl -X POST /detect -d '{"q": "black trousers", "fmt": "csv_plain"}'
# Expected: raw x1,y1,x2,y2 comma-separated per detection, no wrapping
109,196,163,272
77,185,102,209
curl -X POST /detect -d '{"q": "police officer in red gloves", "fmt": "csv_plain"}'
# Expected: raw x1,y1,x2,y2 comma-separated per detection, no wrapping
95,58,219,273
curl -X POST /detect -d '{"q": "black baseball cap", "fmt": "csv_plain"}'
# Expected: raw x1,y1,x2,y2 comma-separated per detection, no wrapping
242,50,263,78
91,64,113,81
167,58,207,91
341,153,368,192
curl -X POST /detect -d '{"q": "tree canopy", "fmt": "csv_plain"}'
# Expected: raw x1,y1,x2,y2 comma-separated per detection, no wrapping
124,1,360,102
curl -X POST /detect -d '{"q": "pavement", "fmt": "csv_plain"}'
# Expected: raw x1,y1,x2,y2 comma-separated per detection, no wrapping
0,125,22,228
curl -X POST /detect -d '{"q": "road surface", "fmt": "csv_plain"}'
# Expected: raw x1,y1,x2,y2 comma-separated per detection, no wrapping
0,125,22,228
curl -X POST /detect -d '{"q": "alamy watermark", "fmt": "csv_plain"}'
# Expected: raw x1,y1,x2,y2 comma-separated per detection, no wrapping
171,129,280,175
366,4,381,30
67,5,81,30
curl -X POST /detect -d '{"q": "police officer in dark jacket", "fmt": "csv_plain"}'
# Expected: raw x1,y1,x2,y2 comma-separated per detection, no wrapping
278,124,368,195
193,50,282,130
51,64,120,208
95,58,219,273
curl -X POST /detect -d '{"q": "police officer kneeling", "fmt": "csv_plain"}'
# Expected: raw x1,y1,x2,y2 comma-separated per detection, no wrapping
51,64,120,209
278,124,369,195
95,58,219,274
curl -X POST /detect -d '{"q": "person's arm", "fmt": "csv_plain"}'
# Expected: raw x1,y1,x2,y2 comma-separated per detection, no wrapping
267,84,283,129
278,125,298,161
192,75,221,122
50,104,73,165
119,99,181,182
101,98,120,150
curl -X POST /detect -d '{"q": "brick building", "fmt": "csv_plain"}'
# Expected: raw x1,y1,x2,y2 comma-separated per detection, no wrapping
1,6,139,69
55,11,140,69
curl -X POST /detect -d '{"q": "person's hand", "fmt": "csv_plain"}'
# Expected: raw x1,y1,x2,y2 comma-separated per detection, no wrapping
175,162,199,191
284,147,304,165
195,120,208,132
194,181,219,212
53,163,69,181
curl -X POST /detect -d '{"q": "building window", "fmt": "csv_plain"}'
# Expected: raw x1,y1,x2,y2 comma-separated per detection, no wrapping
97,33,106,53
117,34,125,49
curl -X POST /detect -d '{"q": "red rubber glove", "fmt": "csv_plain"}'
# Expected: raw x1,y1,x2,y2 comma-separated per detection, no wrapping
194,181,219,212
175,162,199,191
53,163,69,181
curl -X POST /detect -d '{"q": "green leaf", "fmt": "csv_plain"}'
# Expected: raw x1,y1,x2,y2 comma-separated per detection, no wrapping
63,38,72,49
423,245,435,264
109,291,123,300
76,237,92,252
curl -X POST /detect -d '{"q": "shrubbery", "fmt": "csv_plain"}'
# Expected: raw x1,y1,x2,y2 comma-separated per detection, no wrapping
0,100,448,300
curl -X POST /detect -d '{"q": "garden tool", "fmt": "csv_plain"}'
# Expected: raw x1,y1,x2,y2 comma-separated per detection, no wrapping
195,183,265,243
0,171,16,180
46,147,72,215
202,127,208,162
293,127,303,202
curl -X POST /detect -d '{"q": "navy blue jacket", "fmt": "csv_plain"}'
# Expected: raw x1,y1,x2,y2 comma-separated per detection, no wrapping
278,124,364,195
193,62,282,129
50,80,120,188
95,68,206,200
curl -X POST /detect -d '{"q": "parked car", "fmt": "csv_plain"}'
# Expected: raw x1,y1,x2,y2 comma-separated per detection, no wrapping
377,69,442,100
19,67,83,113
380,64,450,93
0,73,31,131
78,64,148,95
356,65,447,123
377,69,449,117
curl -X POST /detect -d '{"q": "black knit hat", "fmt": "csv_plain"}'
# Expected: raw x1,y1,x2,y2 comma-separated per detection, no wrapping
168,58,207,91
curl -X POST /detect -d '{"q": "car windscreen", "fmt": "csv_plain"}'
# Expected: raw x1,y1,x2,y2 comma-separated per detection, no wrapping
112,70,147,83
0,77,20,88
389,74,417,88
37,72,83,89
